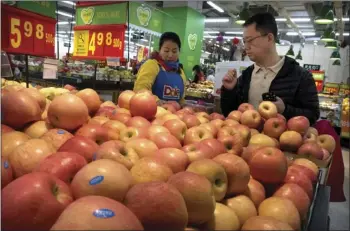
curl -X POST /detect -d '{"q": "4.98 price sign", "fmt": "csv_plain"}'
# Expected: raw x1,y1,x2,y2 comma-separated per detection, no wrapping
73,24,125,60
1,5,56,57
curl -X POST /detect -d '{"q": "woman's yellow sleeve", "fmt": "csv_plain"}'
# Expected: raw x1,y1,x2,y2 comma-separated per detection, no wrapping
133,59,159,93
179,69,187,105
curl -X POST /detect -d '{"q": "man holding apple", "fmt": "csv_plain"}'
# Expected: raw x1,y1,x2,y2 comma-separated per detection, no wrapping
221,12,320,125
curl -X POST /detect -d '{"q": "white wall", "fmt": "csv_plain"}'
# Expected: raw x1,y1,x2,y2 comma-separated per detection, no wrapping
277,44,349,83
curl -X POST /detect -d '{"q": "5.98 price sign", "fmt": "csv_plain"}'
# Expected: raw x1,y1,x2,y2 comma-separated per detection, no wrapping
1,5,56,57
73,24,126,60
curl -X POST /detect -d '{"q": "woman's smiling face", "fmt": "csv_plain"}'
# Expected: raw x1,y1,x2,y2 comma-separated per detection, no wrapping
159,40,180,62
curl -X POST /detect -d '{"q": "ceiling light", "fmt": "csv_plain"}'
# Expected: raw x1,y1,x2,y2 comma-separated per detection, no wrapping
207,1,224,13
205,51,211,54
287,32,316,36
334,18,350,22
336,32,349,36
296,25,314,28
321,27,336,42
325,41,338,49
286,45,295,58
290,18,311,22
57,21,76,25
225,31,243,35
236,7,250,25
205,18,229,23
62,1,76,6
204,31,219,34
223,36,242,40
314,3,334,25
275,18,287,22
330,49,341,60
203,35,216,38
57,31,67,34
332,60,341,66
295,50,302,60
222,47,230,51
56,10,74,18
141,39,148,42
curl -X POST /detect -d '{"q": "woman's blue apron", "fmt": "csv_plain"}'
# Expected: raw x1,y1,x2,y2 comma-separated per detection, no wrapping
152,67,185,102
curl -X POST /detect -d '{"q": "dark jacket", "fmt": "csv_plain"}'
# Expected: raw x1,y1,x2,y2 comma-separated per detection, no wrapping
220,56,320,125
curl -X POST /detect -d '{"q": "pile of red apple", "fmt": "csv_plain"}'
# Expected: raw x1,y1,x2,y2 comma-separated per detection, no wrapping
1,87,336,231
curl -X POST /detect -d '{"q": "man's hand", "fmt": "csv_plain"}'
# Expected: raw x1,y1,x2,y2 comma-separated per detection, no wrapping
222,69,238,90
274,97,285,113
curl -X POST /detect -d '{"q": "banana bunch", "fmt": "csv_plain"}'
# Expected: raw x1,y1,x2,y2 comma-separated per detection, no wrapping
342,98,349,115
39,87,70,100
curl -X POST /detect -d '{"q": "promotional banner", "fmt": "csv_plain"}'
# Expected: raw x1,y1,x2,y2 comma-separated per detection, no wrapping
17,1,56,19
339,84,350,96
1,4,56,57
311,71,325,93
137,46,149,63
323,82,340,95
73,24,126,60
214,61,253,96
129,2,163,33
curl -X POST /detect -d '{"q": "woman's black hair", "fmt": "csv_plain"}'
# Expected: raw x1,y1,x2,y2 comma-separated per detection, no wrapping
159,32,181,51
192,65,201,73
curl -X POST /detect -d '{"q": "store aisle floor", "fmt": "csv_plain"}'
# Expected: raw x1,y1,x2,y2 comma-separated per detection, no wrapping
329,148,349,230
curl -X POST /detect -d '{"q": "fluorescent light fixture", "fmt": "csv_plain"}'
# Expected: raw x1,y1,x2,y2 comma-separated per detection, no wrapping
286,32,315,36
62,1,76,6
135,43,145,47
57,21,76,25
336,32,349,36
57,31,67,34
290,18,311,22
56,11,74,18
204,31,219,34
223,36,242,40
141,39,148,42
222,47,230,51
225,31,243,35
205,51,211,54
334,17,349,22
295,25,314,28
207,1,224,13
203,35,216,38
275,18,287,22
205,18,229,23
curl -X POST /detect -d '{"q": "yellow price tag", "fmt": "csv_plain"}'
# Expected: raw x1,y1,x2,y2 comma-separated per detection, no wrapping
73,30,89,56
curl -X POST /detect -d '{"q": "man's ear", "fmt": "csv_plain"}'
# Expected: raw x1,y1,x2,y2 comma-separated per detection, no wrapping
267,33,275,43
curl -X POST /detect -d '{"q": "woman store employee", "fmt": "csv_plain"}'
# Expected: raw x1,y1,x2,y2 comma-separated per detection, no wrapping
133,32,186,104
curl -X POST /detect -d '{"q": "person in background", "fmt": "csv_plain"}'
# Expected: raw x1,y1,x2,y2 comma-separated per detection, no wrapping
134,32,186,104
221,12,320,125
192,65,205,83
206,69,215,83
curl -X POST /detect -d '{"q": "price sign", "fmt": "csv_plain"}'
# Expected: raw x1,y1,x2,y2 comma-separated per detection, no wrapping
1,4,56,57
323,82,340,95
339,84,350,96
73,24,125,60
311,71,325,93
303,64,321,72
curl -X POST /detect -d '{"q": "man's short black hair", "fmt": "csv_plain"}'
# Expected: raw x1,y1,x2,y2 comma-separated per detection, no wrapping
243,12,278,42
159,32,181,51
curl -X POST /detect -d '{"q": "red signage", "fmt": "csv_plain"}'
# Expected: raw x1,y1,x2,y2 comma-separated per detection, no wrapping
1,4,56,57
73,24,126,60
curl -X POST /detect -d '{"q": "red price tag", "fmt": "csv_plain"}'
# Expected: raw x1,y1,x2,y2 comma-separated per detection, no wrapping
1,5,56,57
73,24,125,60
314,80,324,93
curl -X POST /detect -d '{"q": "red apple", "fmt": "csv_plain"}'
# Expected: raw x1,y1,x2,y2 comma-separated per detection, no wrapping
76,88,101,115
200,123,218,138
154,148,189,173
50,195,143,230
210,119,225,130
95,106,117,118
129,92,157,120
75,124,118,144
58,136,99,162
317,134,336,153
119,127,148,142
1,172,73,231
163,119,187,143
102,120,126,133
1,90,41,129
293,158,319,176
63,84,76,91
241,145,264,164
213,153,250,195
9,139,55,178
23,120,54,138
238,103,255,113
100,101,117,109
130,157,173,184
218,135,244,155
227,110,242,121
182,114,201,128
124,182,188,230
297,142,324,160
161,114,181,124
162,103,177,113
1,124,14,134
242,216,293,230
250,128,259,136
35,152,87,184
233,124,252,147
284,167,313,199
243,177,266,208
19,88,47,112
322,148,331,160
41,128,74,150
111,113,131,123
263,117,287,139
200,138,227,156
289,164,317,182
210,112,225,120
273,183,311,219
182,142,215,162
126,116,151,128
168,101,181,111
1,131,31,158
249,147,288,184
258,101,278,120
150,132,182,149
184,126,214,145
287,116,310,135
241,110,261,129
303,132,318,143
276,113,286,122
279,131,303,152
2,157,13,189
117,90,135,109
223,119,239,127
148,125,171,140
223,195,258,227
48,94,89,131
71,159,132,202
126,138,159,158
182,106,195,114
89,116,110,125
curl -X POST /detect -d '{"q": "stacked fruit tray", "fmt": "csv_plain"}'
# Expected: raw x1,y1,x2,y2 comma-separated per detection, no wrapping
1,85,335,230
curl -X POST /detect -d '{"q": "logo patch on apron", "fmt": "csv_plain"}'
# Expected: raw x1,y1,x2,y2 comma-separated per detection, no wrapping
163,85,180,99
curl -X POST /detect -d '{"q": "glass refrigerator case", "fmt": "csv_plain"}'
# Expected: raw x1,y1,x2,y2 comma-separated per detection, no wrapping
318,93,343,127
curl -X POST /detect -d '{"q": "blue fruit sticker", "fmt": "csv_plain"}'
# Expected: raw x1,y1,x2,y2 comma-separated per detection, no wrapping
4,161,9,169
92,153,97,161
112,110,116,115
57,130,65,134
93,208,115,218
89,175,104,185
